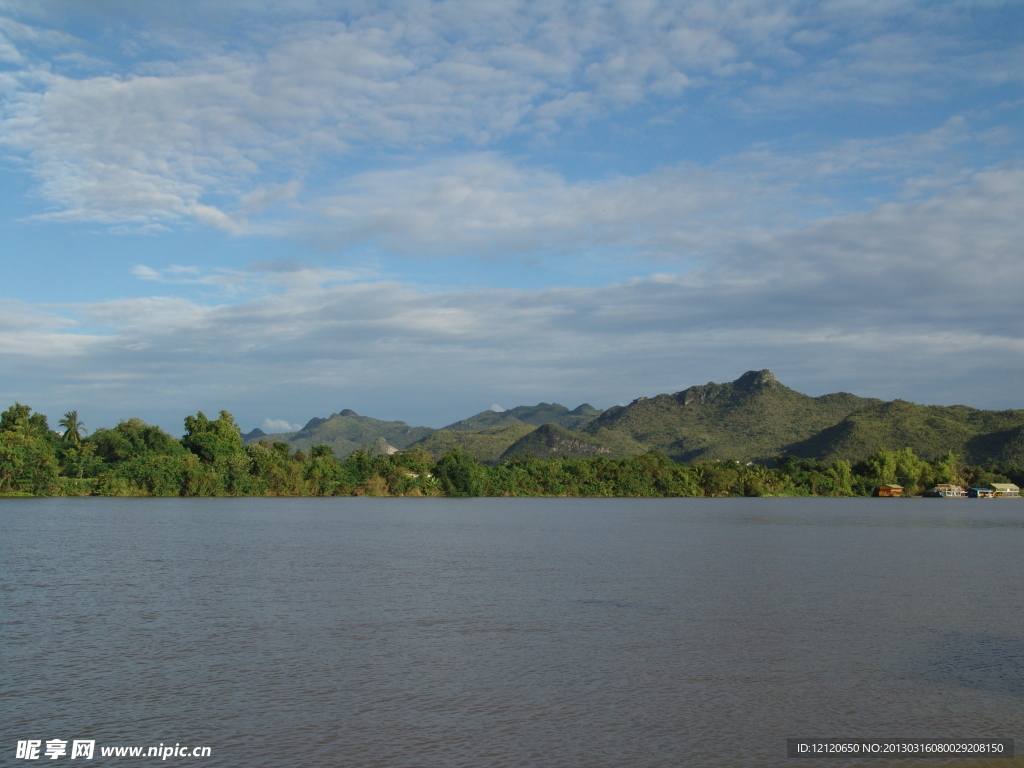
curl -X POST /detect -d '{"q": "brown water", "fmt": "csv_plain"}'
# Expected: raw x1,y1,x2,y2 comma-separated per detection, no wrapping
3,497,1023,767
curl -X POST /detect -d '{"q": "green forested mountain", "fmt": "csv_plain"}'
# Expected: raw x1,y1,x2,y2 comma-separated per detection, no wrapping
407,423,539,462
250,403,605,459
242,371,1024,466
412,371,885,463
442,403,602,432
787,400,1024,464
243,409,434,457
578,370,880,462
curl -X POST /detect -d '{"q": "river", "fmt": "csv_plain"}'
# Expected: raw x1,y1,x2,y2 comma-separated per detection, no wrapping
3,497,1022,767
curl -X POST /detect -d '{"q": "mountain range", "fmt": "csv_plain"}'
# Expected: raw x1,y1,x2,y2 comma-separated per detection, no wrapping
243,371,1024,465
242,408,433,457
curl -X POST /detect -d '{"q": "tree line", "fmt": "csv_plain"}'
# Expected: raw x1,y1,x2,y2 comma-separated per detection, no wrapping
1,403,1020,498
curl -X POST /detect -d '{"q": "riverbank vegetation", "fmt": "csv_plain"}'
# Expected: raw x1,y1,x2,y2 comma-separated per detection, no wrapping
2,404,1022,498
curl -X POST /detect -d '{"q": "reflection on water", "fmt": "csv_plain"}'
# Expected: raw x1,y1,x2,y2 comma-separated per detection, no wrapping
3,497,1023,768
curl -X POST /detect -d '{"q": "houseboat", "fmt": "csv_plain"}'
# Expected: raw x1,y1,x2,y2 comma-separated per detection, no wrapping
923,484,966,498
874,484,903,497
990,483,1021,498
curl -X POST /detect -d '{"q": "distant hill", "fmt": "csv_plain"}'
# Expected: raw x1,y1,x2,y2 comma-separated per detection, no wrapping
407,423,539,463
580,370,880,462
499,423,648,461
243,409,434,457
786,400,1024,464
442,403,602,432
244,372,1024,466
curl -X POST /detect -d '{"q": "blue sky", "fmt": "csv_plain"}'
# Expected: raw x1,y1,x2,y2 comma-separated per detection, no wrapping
1,0,1022,433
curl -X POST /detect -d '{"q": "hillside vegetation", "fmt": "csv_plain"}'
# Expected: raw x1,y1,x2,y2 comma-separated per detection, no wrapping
499,423,649,461
443,402,602,432
787,400,1024,463
407,423,538,463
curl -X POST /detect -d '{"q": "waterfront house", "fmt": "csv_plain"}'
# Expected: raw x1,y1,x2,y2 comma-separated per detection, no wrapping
875,484,903,497
923,484,966,498
968,487,994,498
990,483,1021,498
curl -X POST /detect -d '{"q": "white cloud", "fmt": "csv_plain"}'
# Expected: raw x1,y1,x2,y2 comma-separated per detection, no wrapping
309,153,752,259
262,418,299,433
132,265,163,281
297,116,997,260
1,1,1019,228
0,30,21,63
127,261,371,297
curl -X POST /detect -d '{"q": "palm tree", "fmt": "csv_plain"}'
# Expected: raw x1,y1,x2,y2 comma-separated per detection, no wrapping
59,411,85,444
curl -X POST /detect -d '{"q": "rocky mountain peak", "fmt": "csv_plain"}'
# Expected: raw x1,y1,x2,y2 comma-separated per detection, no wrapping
674,369,776,406
734,369,776,389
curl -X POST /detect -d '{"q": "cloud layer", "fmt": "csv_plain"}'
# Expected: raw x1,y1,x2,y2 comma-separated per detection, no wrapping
2,1,1021,229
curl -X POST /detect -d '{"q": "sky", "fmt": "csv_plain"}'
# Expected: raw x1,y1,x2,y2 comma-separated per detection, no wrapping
1,0,1022,434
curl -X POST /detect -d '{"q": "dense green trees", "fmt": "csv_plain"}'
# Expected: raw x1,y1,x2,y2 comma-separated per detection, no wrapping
182,410,244,463
434,448,488,496
0,431,60,494
1,402,53,438
90,418,184,464
0,404,60,494
1,402,1022,498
